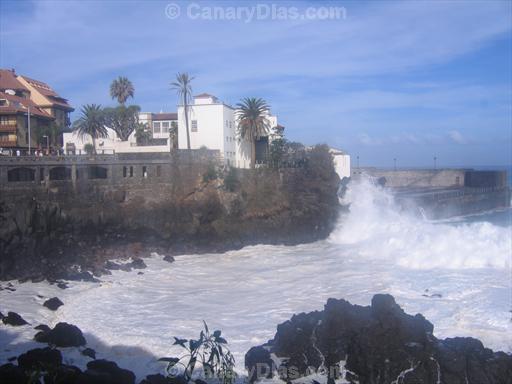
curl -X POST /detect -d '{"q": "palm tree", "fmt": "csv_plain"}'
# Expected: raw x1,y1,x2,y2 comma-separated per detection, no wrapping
110,76,134,105
171,73,194,149
72,104,108,154
236,97,271,168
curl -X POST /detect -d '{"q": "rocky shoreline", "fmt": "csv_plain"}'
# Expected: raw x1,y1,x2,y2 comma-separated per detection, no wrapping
0,146,340,282
1,294,510,384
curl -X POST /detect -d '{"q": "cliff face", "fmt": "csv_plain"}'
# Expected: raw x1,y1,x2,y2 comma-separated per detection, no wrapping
0,147,340,281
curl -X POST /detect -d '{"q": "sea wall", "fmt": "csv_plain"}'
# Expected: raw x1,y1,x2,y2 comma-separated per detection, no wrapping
353,168,510,219
0,147,340,281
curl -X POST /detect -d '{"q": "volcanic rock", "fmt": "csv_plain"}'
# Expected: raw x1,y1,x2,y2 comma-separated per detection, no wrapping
43,297,64,311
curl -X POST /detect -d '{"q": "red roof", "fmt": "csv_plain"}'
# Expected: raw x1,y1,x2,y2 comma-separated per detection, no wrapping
0,69,27,91
0,91,53,119
19,75,73,110
152,112,177,121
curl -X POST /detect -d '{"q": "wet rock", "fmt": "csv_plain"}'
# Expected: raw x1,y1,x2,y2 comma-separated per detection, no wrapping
78,359,135,384
140,374,172,384
57,281,69,289
163,255,175,263
17,347,62,371
34,324,51,332
46,364,82,384
0,363,27,383
245,346,274,382
2,311,29,326
81,348,96,359
43,297,64,311
34,322,86,347
129,257,146,269
247,294,512,384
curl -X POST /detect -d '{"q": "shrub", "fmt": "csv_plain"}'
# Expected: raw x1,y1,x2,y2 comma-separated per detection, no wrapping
83,143,95,155
202,163,218,183
159,322,236,384
223,168,239,192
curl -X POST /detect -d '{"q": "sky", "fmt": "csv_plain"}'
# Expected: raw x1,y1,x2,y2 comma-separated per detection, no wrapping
1,0,511,167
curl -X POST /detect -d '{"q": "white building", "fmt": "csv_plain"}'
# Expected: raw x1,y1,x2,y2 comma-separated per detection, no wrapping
63,112,177,154
330,148,351,179
177,93,280,168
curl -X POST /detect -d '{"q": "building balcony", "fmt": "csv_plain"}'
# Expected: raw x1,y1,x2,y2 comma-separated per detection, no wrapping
0,124,17,133
0,139,18,147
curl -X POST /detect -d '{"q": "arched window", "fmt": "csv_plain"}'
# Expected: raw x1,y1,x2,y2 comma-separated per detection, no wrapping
49,166,72,181
7,167,35,182
87,166,108,179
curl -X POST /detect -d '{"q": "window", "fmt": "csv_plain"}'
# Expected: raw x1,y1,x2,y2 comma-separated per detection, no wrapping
142,166,147,178
123,166,127,178
162,121,170,133
87,166,108,179
153,121,161,134
229,121,232,129
191,120,198,132
8,167,35,182
156,165,162,177
129,166,134,177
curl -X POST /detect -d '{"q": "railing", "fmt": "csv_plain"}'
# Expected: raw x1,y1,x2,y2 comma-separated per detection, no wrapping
0,124,17,133
0,139,17,147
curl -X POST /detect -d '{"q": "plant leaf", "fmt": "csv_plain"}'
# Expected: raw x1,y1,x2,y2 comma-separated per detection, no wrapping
173,337,188,347
158,357,180,364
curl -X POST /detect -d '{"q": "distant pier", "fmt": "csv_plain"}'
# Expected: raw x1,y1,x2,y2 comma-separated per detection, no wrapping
353,168,511,219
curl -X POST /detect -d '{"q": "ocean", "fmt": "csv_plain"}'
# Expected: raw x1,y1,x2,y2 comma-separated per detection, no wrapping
0,176,510,381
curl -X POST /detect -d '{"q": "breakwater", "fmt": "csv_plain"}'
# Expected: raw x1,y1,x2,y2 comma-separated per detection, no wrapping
354,168,510,219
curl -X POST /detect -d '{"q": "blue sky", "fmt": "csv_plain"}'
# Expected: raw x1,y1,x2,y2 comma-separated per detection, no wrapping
1,0,511,166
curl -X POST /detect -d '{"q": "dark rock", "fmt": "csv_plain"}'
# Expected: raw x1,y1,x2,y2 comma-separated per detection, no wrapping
35,324,51,332
81,347,96,359
17,347,62,371
43,297,64,311
140,374,171,384
34,322,86,347
0,311,4,319
45,364,82,384
137,272,144,275
0,363,27,383
57,281,69,289
247,294,512,384
163,255,175,263
78,359,135,384
129,257,146,269
2,311,28,326
245,346,274,382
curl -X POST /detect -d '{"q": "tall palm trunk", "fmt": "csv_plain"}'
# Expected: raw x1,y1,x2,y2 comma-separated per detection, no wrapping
251,139,256,168
92,137,97,155
184,94,191,150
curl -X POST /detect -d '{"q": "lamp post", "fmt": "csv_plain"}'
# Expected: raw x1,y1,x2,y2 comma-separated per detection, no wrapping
434,156,437,170
356,155,360,169
27,106,31,155
43,135,49,155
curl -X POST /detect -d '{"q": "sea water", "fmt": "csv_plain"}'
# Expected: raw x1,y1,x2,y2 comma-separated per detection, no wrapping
1,177,511,380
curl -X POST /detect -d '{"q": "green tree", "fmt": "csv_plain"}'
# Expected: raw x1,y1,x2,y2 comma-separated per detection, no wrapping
110,76,134,105
236,97,270,168
37,122,61,150
135,122,152,145
103,105,141,141
171,73,194,150
169,120,178,149
72,104,108,155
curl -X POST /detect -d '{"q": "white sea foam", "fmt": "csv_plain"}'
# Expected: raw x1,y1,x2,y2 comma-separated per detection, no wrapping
330,177,512,269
